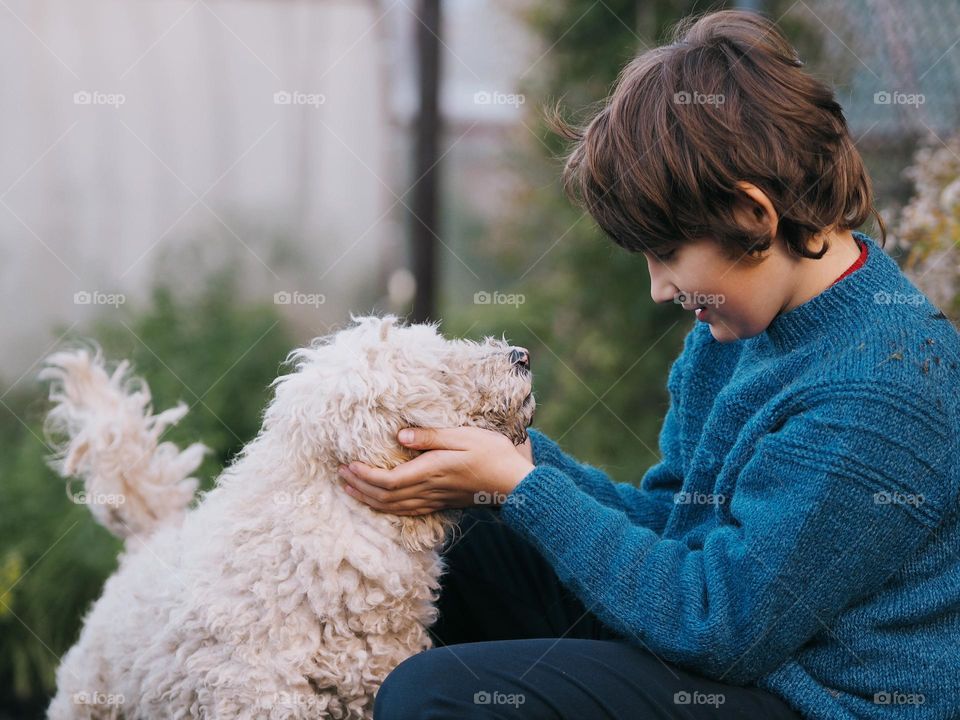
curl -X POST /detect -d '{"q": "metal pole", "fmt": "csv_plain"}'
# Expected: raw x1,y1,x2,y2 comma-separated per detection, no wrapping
410,0,442,323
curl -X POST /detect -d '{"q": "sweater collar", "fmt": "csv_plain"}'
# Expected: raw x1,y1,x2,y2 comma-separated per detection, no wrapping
762,231,898,354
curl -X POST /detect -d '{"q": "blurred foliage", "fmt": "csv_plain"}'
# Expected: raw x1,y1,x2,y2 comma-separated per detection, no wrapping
889,131,960,321
443,0,878,478
445,0,705,478
0,264,293,717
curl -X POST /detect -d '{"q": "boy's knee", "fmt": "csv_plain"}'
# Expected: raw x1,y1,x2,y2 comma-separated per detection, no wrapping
376,645,511,720
373,650,455,719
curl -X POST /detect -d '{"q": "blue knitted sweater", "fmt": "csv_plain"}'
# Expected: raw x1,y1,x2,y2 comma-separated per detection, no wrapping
501,231,960,719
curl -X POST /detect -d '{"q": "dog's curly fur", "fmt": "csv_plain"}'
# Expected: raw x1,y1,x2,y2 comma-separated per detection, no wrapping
40,314,535,719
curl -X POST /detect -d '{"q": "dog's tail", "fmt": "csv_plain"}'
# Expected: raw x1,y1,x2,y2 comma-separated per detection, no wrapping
40,347,208,539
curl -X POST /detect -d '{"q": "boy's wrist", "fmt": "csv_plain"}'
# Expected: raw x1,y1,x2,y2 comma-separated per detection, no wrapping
496,457,536,501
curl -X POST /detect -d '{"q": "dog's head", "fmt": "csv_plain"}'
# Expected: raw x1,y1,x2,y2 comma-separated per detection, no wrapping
264,315,536,549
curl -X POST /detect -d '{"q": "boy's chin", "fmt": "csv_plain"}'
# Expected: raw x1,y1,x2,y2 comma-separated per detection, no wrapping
706,317,763,343
707,324,737,343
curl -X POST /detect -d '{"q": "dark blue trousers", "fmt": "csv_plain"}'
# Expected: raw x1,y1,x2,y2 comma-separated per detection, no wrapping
374,508,800,719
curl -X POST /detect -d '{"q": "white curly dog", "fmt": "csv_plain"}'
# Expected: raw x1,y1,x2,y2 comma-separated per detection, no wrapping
40,314,536,719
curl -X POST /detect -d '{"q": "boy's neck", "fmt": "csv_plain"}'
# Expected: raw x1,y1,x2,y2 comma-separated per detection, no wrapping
779,228,862,315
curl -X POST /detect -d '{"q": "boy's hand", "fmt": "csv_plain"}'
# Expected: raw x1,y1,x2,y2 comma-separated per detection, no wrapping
518,435,533,464
338,427,535,516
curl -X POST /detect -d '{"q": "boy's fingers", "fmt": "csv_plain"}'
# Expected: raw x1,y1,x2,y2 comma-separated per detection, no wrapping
342,477,442,512
397,427,470,450
343,463,397,494
341,471,392,503
342,461,431,493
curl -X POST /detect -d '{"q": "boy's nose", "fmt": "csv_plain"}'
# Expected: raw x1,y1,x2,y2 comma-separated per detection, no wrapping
650,282,679,305
645,254,679,304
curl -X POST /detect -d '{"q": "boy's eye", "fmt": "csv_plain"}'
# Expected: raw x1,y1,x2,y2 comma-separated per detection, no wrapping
654,249,676,261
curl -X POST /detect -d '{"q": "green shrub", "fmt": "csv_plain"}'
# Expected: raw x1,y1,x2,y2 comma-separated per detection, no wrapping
0,268,293,716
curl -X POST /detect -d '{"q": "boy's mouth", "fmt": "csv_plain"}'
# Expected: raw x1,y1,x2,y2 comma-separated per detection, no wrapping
680,299,711,321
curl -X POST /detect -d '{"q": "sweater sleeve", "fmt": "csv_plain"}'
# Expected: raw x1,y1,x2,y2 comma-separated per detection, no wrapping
523,323,694,533
501,383,957,683
527,405,683,534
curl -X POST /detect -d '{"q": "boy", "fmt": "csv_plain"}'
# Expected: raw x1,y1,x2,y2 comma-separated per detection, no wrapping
343,9,960,719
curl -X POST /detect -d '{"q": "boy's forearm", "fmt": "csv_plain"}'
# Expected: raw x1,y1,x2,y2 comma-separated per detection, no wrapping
526,428,676,532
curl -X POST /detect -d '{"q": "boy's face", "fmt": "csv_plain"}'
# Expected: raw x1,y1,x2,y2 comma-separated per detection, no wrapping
644,235,799,343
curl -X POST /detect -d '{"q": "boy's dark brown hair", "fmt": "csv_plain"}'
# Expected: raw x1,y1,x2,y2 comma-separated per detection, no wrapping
549,9,886,265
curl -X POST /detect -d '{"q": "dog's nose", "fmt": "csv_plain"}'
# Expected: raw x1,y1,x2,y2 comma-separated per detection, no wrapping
509,347,530,371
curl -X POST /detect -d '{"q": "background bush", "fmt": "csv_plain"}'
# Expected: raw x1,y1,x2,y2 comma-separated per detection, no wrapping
0,265,293,717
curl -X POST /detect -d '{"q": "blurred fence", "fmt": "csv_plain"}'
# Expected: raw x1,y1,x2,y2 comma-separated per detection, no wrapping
0,0,392,380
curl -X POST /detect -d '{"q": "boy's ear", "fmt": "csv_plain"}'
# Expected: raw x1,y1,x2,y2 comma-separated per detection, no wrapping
733,181,779,240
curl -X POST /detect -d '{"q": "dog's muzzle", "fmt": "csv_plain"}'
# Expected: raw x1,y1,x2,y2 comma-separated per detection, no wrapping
509,347,531,373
